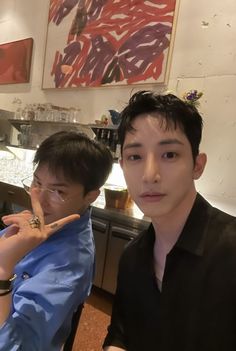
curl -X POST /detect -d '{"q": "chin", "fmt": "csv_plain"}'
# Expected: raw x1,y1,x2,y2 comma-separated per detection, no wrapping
137,203,167,219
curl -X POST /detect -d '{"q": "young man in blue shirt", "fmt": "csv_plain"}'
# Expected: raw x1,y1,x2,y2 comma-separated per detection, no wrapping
104,91,236,351
0,131,113,350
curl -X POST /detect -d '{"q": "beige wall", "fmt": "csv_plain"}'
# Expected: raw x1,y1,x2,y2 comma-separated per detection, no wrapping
0,0,235,214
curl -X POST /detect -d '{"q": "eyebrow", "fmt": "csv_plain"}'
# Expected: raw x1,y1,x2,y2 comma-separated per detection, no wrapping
159,138,184,146
33,174,68,187
123,138,184,151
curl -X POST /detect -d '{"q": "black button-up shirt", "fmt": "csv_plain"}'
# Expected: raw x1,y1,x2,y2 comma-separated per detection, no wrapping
104,194,236,351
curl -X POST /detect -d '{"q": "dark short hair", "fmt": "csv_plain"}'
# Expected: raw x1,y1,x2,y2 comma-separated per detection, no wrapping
118,90,203,161
34,131,113,195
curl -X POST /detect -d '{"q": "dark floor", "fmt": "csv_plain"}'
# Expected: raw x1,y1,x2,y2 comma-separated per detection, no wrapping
72,287,114,351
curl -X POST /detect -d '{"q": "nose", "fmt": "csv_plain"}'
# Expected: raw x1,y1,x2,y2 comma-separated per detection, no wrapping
142,154,161,183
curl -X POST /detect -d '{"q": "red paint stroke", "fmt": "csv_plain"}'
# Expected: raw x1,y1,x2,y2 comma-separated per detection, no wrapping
47,0,177,87
0,38,33,84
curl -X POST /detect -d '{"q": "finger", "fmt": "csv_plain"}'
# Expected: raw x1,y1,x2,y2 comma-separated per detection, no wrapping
2,224,19,238
20,210,32,215
2,211,32,224
2,215,29,228
45,214,80,235
2,210,32,218
2,214,26,225
30,188,44,225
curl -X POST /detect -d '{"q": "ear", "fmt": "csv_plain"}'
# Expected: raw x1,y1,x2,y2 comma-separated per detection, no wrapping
193,153,207,180
85,189,100,205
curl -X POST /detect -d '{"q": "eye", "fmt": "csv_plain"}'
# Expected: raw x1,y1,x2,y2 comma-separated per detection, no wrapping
53,189,68,200
56,189,65,195
127,154,141,161
53,189,68,202
162,152,178,159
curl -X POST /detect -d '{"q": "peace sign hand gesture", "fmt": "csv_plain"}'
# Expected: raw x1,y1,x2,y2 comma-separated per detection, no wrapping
0,188,80,279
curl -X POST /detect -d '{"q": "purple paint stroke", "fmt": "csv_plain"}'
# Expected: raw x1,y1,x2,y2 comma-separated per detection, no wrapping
52,0,79,25
101,56,121,84
86,0,108,22
70,6,87,35
70,0,108,36
118,23,171,78
79,35,115,82
54,41,82,87
62,41,82,65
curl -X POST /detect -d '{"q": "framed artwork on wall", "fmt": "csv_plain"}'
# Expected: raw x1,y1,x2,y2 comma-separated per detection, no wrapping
42,0,179,89
0,38,33,85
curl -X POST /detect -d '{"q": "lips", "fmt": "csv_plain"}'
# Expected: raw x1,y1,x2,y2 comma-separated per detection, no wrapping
139,192,166,202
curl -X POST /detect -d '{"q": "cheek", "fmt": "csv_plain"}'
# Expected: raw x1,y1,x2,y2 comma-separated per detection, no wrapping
62,198,83,215
60,203,75,214
52,206,66,218
167,163,194,180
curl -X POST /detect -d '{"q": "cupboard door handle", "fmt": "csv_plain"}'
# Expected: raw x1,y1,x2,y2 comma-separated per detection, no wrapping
92,219,108,232
111,231,134,241
111,225,139,236
111,226,138,240
7,191,15,195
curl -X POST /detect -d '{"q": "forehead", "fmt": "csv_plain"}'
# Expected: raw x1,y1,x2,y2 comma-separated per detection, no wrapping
34,163,70,185
34,164,85,193
124,114,186,143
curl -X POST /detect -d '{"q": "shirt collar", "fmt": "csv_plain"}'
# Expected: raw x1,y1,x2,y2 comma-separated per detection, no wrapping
175,193,213,256
143,194,214,257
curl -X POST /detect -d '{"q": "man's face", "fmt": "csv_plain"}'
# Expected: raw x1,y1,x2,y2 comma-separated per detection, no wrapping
32,164,98,224
120,114,206,221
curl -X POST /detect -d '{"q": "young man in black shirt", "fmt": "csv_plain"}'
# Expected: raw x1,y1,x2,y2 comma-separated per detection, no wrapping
103,91,236,351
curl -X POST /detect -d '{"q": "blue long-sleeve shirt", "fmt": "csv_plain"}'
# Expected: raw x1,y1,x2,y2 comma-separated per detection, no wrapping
0,209,95,350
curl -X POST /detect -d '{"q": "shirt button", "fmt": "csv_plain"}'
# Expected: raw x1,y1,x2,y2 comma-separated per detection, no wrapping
22,272,31,280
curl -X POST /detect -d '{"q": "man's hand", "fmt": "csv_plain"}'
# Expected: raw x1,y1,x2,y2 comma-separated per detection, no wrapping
0,188,79,278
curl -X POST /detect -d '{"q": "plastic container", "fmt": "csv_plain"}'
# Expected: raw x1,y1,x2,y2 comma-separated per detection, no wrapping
104,186,133,210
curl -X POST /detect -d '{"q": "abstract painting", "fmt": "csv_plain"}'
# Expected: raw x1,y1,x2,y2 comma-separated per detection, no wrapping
42,0,179,89
0,38,33,84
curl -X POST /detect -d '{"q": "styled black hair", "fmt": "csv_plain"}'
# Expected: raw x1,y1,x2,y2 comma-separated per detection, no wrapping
118,90,203,161
34,131,113,195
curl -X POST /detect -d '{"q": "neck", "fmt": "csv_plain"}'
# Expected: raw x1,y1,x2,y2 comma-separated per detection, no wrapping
152,189,197,254
152,190,197,284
